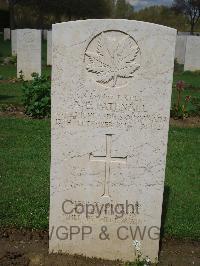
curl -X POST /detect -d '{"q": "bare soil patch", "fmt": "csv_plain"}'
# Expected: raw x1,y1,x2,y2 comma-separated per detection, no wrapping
0,106,26,118
0,229,199,266
0,79,19,84
170,117,200,127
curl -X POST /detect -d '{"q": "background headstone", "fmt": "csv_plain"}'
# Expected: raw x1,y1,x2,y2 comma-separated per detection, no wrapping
49,20,176,262
47,30,52,66
4,28,10,40
178,31,199,36
184,36,200,71
11,29,18,56
175,35,187,64
17,29,41,80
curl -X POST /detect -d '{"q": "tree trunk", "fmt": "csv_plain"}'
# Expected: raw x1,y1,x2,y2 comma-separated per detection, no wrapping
37,11,44,29
9,3,15,30
190,21,195,35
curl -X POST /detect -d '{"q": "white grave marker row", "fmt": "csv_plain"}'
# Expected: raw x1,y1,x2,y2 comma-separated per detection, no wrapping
4,28,10,40
11,30,18,56
17,29,41,80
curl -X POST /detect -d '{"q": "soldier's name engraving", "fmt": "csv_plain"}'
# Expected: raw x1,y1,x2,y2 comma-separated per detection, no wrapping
56,94,167,129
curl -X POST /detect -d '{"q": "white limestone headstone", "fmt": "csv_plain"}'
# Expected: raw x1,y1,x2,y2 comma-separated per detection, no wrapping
49,20,176,262
175,35,187,64
11,29,18,56
17,29,41,80
184,36,200,71
47,30,52,66
4,28,10,40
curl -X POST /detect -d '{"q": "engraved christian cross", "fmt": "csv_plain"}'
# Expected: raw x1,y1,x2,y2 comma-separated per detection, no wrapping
89,134,127,198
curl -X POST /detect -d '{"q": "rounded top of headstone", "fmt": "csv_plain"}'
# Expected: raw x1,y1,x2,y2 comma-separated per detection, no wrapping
53,19,177,34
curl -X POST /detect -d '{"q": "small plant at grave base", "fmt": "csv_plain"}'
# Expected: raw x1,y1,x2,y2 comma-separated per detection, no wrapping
9,55,17,65
171,80,192,119
125,240,153,266
18,70,24,81
22,73,51,118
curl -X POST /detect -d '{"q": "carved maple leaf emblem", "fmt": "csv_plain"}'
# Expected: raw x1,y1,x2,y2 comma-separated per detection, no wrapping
85,33,140,87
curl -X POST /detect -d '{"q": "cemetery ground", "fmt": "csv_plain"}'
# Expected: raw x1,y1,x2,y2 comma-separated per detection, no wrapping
0,36,200,265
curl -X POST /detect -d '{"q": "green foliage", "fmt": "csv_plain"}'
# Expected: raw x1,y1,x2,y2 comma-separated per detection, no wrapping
172,70,200,116
171,98,191,119
4,0,200,31
22,73,51,118
172,0,200,34
14,0,113,28
9,55,17,65
114,0,133,19
132,5,200,32
170,105,188,119
0,10,10,29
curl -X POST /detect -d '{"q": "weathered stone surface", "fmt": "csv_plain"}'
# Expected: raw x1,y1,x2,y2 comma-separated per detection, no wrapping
49,20,176,262
11,29,17,56
184,36,200,71
4,28,10,40
47,31,52,66
175,35,187,64
17,29,41,80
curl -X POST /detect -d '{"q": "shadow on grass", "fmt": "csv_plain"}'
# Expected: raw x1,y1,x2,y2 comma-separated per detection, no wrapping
159,185,170,251
0,95,15,101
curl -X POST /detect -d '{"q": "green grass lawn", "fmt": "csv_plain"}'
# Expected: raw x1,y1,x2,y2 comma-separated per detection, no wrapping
0,82,23,106
0,118,50,229
174,71,200,89
164,127,200,239
0,117,199,240
0,65,17,79
0,37,11,58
